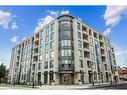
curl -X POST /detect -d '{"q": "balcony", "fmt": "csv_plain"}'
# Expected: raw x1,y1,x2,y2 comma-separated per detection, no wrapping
83,42,89,52
34,33,39,41
34,48,38,54
101,48,105,56
34,40,39,48
83,34,89,44
84,51,90,59
93,32,98,39
100,41,104,47
33,55,38,62
59,64,74,71
99,34,103,42
82,25,88,34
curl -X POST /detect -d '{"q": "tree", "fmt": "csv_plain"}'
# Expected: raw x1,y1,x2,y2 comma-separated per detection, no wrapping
0,63,6,84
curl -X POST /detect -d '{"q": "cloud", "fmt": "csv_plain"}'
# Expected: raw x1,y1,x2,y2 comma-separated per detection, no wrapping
0,10,12,29
34,10,70,33
47,10,59,17
11,36,19,44
103,6,127,35
0,10,17,30
115,49,127,56
103,28,111,35
22,37,26,41
34,15,55,33
60,10,69,15
11,22,18,30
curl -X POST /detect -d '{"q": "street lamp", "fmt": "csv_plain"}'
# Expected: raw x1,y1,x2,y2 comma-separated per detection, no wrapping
91,65,95,86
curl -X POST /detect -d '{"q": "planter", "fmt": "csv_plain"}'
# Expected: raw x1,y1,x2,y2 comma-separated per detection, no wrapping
79,81,82,85
52,82,55,85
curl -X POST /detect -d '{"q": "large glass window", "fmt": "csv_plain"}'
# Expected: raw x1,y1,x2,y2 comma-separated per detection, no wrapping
78,40,82,48
60,21,71,29
61,40,71,47
44,61,48,69
77,31,81,39
50,51,54,58
61,60,72,64
46,26,49,35
79,50,83,57
77,22,80,30
51,23,54,32
79,60,83,68
45,52,48,60
90,53,95,61
45,43,49,51
61,49,72,56
39,39,42,46
39,31,42,38
89,37,93,44
50,41,54,49
39,54,42,61
90,45,94,52
60,31,71,38
50,60,54,68
39,46,43,53
50,32,54,40
45,35,49,43
38,63,41,70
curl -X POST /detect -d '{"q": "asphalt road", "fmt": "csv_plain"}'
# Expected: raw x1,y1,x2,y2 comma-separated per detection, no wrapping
85,83,127,90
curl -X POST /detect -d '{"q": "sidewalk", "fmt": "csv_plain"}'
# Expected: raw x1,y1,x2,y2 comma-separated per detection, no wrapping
38,82,112,90
0,82,119,90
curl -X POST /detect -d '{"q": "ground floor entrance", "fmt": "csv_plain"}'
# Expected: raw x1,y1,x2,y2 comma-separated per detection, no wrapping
59,73,74,85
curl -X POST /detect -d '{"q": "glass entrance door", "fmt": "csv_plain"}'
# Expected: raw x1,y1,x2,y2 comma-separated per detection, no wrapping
60,73,74,85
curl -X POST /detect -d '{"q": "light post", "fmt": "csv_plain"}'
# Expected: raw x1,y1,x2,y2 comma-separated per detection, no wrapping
91,65,94,86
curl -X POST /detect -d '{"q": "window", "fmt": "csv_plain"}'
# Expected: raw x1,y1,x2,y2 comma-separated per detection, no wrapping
92,62,96,70
51,23,54,32
45,35,49,43
39,54,42,61
32,64,35,70
61,40,71,47
39,31,42,38
89,37,93,44
60,31,71,38
38,63,41,70
45,43,49,51
50,60,54,68
79,60,83,68
50,41,54,49
61,49,72,56
50,32,54,40
46,26,49,35
79,50,83,57
44,61,48,69
90,53,95,61
50,51,54,58
61,60,72,64
90,45,94,52
77,22,80,30
39,39,42,46
77,31,81,39
60,21,71,29
45,52,48,60
78,40,82,48
39,46,43,53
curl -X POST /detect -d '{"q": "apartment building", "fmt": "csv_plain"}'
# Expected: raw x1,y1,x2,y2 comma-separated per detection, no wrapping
8,14,119,85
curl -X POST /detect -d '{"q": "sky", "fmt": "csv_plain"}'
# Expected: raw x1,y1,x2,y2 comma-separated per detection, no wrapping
0,6,127,68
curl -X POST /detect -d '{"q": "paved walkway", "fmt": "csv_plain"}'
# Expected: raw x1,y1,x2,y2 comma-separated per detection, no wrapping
0,82,123,90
